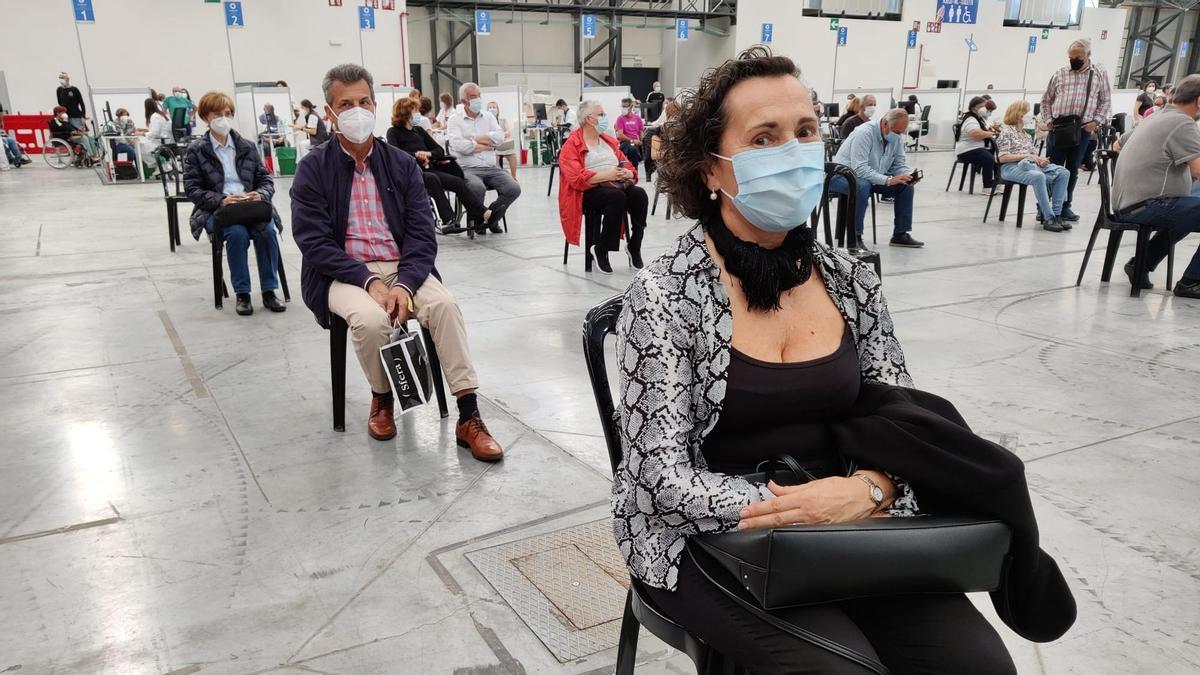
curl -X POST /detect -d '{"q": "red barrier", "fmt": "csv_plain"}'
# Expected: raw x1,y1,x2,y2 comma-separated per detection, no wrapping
2,114,54,155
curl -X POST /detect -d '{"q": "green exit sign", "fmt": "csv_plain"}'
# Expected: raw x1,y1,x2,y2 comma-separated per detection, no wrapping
1042,28,1050,39
830,18,840,31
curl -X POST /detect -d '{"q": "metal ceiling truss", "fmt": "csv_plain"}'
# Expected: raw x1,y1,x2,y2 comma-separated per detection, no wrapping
429,10,479,102
409,0,735,21
1117,1,1193,88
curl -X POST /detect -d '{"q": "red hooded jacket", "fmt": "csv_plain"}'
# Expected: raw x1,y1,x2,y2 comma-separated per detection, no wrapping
556,128,638,246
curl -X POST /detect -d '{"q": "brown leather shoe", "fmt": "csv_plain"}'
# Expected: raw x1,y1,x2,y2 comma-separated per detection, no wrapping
367,392,396,441
455,414,504,462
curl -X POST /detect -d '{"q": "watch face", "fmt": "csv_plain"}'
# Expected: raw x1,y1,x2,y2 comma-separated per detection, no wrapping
871,486,885,504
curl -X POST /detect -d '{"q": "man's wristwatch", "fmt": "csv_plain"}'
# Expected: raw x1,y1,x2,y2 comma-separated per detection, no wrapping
855,473,885,511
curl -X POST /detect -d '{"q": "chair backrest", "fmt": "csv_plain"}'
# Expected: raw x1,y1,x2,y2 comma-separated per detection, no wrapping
156,145,184,196
820,162,858,246
582,295,627,475
951,122,962,143
1096,149,1118,219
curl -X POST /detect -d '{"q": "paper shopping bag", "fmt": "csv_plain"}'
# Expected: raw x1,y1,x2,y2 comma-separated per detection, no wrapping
378,324,432,414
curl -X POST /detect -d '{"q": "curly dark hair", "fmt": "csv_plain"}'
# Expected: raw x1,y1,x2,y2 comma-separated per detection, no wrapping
656,46,802,223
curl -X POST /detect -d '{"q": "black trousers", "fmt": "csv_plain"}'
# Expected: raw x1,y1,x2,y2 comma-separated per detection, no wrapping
643,555,1016,675
582,184,648,253
619,140,644,170
422,169,487,225
1046,128,1093,210
957,147,997,189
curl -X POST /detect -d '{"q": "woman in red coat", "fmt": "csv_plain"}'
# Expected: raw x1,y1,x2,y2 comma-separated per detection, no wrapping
557,100,648,273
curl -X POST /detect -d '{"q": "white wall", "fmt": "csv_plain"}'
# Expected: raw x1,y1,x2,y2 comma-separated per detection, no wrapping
736,0,1127,107
661,19,736,95
0,0,409,117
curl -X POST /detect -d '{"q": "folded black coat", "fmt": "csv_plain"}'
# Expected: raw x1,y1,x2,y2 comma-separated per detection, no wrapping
831,383,1077,643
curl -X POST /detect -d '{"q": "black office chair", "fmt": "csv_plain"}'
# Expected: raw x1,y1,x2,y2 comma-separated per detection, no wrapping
1076,150,1176,298
581,296,748,675
170,106,191,142
156,146,190,252
329,314,449,432
907,105,930,152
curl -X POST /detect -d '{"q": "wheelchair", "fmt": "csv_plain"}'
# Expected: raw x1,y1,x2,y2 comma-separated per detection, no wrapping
44,136,97,170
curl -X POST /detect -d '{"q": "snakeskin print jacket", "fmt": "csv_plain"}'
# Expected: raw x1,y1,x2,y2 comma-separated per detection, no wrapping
613,224,918,591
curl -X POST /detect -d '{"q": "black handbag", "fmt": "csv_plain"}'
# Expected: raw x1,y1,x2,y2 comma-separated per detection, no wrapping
1049,70,1094,149
689,455,1013,611
213,199,273,232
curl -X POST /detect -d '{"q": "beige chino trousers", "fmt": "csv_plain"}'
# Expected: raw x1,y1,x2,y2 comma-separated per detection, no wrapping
328,261,478,396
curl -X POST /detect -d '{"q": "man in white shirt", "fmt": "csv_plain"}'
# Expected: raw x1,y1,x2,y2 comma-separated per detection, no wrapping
555,99,578,130
448,82,522,233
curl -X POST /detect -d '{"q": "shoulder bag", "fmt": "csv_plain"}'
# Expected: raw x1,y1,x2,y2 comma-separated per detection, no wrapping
1049,69,1094,149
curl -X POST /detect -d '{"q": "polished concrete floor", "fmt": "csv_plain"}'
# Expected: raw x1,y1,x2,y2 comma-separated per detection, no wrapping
1,152,1198,675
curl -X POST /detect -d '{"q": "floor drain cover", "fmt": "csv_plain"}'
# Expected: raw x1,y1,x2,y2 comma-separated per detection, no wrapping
466,519,629,662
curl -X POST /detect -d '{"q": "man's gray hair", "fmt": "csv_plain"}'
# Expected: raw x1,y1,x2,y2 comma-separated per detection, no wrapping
578,99,603,120
458,82,480,102
883,108,908,128
1172,74,1200,104
1069,39,1092,55
322,64,374,104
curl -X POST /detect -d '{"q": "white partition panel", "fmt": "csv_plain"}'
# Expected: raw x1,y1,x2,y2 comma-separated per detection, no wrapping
1110,89,1142,122
234,89,256,139
374,85,412,138
579,86,632,138
480,85,523,151
90,88,152,129
964,89,1023,121
908,89,961,150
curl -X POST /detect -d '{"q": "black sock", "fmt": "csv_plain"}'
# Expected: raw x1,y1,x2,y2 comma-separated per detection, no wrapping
457,393,479,422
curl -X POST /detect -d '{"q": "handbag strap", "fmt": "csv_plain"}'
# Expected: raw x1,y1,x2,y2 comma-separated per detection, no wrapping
1081,69,1094,121
685,546,891,675
756,453,859,485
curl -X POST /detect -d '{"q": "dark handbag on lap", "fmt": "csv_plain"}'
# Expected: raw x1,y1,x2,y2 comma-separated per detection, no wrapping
1049,70,1094,149
213,199,273,232
689,455,1013,610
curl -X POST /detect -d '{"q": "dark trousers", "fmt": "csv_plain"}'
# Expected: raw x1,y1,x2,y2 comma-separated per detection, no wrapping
619,140,643,171
206,218,280,295
643,554,1016,675
957,147,996,189
1124,196,1200,281
1046,128,1093,210
828,175,914,236
581,184,648,253
422,169,487,225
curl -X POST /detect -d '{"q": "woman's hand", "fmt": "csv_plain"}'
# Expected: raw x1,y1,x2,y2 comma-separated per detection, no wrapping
738,476,880,530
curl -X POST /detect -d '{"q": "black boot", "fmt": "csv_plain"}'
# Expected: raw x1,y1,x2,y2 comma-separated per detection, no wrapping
262,290,286,312
235,293,254,316
591,245,613,274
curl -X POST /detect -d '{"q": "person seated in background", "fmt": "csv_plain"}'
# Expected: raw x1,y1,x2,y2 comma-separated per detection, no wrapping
645,99,681,180
292,99,326,145
49,105,99,161
258,103,285,156
995,101,1070,232
955,96,999,193
1143,95,1167,118
291,63,504,459
141,97,175,171
387,96,494,235
839,94,875,139
835,96,860,129
830,108,924,251
405,89,433,131
486,102,519,180
1111,73,1200,299
614,97,644,173
183,90,286,316
1,115,31,167
645,79,665,121
419,96,435,126
556,99,647,274
1134,80,1158,120
109,107,139,162
555,99,578,130
447,82,521,233
435,92,455,129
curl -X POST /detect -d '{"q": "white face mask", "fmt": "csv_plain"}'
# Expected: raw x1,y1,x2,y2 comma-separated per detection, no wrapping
118,115,130,122
863,106,877,117
653,85,661,92
59,113,69,121
209,116,233,135
59,78,68,87
336,106,375,144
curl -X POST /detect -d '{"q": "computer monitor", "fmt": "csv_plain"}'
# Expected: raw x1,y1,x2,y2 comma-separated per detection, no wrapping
533,103,548,122
936,79,960,89
900,100,917,115
824,102,840,119
1033,103,1041,116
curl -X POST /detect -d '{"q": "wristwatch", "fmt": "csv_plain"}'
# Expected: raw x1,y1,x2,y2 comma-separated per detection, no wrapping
855,473,885,510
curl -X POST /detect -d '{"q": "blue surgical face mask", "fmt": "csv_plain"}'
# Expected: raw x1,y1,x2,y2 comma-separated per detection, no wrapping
469,98,483,113
710,140,826,233
597,115,610,132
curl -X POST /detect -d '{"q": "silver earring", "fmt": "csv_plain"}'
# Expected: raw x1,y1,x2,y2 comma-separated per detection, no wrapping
709,190,718,201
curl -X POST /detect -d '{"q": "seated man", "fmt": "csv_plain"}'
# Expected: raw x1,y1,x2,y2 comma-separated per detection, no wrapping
1112,74,1200,299
829,108,924,251
447,82,521,233
291,64,504,460
839,94,875,139
614,97,644,171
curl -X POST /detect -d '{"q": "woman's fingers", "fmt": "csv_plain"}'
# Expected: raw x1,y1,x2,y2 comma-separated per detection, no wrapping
738,509,812,531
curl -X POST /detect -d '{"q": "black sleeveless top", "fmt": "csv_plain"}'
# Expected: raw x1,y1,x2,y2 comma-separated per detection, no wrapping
701,328,861,475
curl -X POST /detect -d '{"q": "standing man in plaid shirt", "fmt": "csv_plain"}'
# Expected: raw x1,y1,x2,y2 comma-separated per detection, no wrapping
291,64,503,462
1040,39,1112,223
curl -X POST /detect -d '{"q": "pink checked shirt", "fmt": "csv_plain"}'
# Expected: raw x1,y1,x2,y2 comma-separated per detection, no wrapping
344,146,400,264
1039,63,1112,126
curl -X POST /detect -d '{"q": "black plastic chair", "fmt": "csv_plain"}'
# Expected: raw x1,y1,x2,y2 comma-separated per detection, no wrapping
812,163,881,277
329,313,449,431
209,222,291,310
545,125,569,196
563,207,603,272
945,122,983,194
1076,150,1175,297
581,297,748,675
157,146,190,252
984,145,1030,229
650,186,672,219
